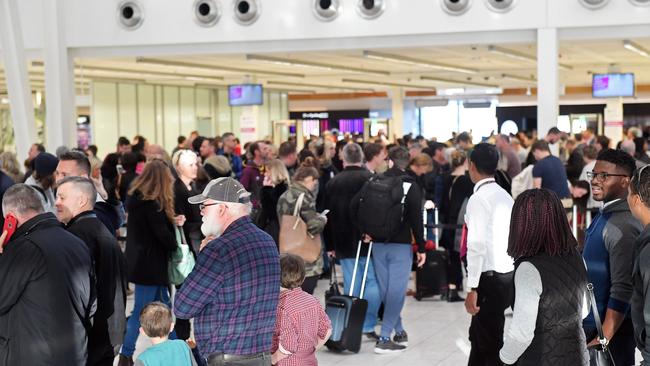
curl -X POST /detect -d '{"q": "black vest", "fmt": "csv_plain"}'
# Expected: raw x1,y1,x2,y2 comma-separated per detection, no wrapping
516,250,589,366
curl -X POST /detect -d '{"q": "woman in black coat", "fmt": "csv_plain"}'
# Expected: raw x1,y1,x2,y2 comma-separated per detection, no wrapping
257,159,290,244
439,150,474,302
172,150,203,254
119,160,185,364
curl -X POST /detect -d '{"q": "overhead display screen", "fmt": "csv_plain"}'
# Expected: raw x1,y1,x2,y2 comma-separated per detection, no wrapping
592,73,635,98
228,84,264,106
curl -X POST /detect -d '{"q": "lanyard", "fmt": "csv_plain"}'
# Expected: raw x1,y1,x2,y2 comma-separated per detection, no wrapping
475,179,496,193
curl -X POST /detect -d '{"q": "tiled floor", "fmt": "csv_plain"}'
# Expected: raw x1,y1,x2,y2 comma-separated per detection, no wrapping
119,274,473,366
119,274,642,365
315,286,473,366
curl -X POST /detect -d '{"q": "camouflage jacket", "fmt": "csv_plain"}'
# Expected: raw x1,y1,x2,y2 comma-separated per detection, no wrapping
277,182,325,276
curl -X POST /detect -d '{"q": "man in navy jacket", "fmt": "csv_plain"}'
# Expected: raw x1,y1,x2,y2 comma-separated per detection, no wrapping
583,149,642,365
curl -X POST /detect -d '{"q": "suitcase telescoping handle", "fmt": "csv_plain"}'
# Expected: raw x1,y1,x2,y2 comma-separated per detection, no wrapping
349,240,373,299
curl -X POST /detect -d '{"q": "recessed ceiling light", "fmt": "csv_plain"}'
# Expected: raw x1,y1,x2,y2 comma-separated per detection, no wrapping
247,54,390,76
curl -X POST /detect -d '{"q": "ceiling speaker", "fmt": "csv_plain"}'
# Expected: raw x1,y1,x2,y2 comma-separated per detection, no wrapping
233,0,260,25
441,0,472,15
314,0,341,21
194,0,221,27
578,0,610,9
117,1,144,30
485,0,516,12
356,0,385,19
629,0,650,6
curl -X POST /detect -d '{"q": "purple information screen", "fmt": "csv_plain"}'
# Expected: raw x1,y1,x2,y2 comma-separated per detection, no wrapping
228,84,263,106
592,73,634,98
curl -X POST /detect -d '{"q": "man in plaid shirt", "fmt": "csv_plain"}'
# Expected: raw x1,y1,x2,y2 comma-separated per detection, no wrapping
175,177,280,366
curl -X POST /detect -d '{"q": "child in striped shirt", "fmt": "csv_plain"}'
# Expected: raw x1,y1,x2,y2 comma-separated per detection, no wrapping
272,254,332,366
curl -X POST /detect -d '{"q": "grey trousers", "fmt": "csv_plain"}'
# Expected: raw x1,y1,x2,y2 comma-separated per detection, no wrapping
207,352,271,366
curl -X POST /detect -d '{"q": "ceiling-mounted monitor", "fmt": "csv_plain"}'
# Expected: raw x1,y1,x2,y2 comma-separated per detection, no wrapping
592,73,635,98
228,84,263,106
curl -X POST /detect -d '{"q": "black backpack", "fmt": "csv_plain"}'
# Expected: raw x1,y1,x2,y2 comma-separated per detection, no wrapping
354,174,411,242
494,169,512,195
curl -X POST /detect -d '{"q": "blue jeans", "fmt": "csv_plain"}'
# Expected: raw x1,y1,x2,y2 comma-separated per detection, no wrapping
372,243,412,338
121,284,176,357
340,257,380,333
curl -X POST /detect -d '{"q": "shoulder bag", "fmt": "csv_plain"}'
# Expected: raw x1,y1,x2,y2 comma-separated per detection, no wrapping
279,192,322,263
587,283,615,366
168,226,196,286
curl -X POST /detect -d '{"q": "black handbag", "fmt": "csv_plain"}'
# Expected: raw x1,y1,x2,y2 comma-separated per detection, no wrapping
325,256,341,301
587,283,615,366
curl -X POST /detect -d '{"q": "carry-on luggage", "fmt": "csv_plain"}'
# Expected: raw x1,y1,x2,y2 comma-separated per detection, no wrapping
325,240,372,353
415,208,449,300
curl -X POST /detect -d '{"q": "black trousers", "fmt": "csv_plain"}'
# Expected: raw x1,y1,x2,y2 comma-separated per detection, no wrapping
301,275,319,295
468,271,514,366
87,320,116,366
584,316,636,366
174,283,192,340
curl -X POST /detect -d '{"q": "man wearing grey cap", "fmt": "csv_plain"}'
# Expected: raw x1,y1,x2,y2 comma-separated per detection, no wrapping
174,177,280,366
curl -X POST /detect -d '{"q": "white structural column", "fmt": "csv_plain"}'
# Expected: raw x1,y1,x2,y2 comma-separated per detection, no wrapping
43,0,76,150
0,0,37,163
390,88,405,140
537,28,559,138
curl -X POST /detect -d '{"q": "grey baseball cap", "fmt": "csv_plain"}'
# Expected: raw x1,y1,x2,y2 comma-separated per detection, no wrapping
188,177,251,204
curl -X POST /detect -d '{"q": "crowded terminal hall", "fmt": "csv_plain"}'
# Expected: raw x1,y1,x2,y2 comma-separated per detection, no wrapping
3,1,650,365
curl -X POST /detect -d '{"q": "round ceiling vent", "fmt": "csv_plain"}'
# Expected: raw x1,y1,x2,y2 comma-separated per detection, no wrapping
441,0,472,15
578,0,610,9
194,0,221,27
117,1,144,30
314,0,341,21
485,0,516,13
629,0,650,6
356,0,385,19
233,0,261,25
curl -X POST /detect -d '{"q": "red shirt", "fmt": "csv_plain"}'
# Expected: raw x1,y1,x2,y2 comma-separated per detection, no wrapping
272,288,331,366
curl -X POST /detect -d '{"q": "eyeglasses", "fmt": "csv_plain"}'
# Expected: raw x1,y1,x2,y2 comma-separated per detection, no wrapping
199,202,222,211
586,171,629,182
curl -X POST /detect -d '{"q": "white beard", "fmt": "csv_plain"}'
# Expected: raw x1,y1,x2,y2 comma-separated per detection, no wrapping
201,217,224,238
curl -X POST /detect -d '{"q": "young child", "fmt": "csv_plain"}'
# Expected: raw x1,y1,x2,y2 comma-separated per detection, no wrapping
272,254,332,366
135,302,196,366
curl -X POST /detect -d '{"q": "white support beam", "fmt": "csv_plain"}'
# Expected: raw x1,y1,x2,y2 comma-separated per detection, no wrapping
43,0,76,150
537,28,559,139
0,0,37,163
390,88,404,141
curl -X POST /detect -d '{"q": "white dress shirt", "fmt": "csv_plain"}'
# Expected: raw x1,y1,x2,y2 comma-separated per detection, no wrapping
464,178,515,288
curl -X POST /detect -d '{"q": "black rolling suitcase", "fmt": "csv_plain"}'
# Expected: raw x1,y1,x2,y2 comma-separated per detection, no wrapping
415,208,449,300
325,240,372,353
415,248,449,300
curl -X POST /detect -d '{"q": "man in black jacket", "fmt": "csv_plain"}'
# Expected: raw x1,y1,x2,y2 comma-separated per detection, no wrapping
628,165,650,363
55,151,125,235
352,146,426,354
325,143,380,339
0,184,95,366
55,177,127,366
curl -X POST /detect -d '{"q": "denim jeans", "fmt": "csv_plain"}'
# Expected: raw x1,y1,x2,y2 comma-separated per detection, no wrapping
120,284,176,357
340,257,381,333
372,243,412,338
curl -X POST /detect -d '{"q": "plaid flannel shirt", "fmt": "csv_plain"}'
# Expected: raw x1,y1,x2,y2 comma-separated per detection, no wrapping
174,216,280,357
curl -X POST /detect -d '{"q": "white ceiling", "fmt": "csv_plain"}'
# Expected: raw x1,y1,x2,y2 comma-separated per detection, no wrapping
2,38,650,95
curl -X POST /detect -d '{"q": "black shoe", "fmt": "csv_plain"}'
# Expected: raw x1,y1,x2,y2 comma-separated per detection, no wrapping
447,289,464,303
374,339,406,354
364,331,380,341
392,331,408,347
117,354,134,366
